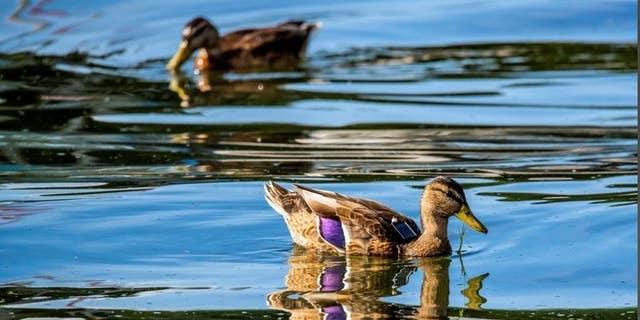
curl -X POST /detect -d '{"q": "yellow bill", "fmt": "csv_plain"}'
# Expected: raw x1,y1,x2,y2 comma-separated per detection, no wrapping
166,41,193,71
454,205,488,234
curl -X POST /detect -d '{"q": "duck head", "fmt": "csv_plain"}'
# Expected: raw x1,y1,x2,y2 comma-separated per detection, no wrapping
166,17,220,71
422,176,488,234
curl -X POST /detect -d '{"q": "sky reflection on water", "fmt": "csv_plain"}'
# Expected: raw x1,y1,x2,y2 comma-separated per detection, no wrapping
0,0,637,318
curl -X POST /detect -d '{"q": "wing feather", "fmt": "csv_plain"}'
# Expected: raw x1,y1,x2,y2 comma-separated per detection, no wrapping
294,184,421,247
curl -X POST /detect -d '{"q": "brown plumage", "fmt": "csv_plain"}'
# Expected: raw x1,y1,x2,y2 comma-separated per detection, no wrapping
264,182,335,252
264,176,488,257
167,17,318,72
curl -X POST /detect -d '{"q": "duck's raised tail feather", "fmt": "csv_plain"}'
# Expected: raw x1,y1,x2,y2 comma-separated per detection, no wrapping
264,181,291,216
277,20,321,32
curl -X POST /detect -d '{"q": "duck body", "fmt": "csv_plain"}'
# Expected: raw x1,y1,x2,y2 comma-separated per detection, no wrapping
205,20,317,70
264,176,488,257
167,18,318,72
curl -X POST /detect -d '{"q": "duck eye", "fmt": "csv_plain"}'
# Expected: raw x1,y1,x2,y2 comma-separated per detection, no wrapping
446,191,463,205
432,187,463,205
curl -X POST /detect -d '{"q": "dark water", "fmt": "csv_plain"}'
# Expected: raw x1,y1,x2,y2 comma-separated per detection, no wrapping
0,1,637,319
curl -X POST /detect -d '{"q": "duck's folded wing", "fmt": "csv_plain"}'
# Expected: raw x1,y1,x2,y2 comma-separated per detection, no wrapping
221,28,259,49
222,23,314,53
294,184,421,244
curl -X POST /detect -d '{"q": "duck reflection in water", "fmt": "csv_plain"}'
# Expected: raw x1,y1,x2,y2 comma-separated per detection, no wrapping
168,70,294,107
267,250,488,319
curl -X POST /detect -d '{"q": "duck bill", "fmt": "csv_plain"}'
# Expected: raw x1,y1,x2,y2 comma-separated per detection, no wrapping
166,41,193,71
454,205,488,234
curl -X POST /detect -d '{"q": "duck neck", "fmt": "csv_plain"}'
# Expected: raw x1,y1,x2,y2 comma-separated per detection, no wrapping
422,213,449,242
404,205,451,256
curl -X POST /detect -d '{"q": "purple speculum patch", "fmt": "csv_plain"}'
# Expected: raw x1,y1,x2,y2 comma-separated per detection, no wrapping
319,217,345,249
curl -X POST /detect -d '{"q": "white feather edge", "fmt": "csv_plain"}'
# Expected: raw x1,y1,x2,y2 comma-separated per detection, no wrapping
264,183,288,216
298,188,339,210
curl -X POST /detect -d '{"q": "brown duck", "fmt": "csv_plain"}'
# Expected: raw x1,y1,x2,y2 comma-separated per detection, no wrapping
264,176,488,257
166,17,318,72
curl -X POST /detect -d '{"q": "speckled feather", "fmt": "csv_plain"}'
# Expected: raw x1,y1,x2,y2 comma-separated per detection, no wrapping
294,184,421,256
264,182,336,252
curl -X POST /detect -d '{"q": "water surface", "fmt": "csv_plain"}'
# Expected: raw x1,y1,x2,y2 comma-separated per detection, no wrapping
0,0,637,319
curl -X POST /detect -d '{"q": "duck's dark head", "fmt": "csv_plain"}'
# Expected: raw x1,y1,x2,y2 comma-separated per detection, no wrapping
166,17,220,71
421,176,488,234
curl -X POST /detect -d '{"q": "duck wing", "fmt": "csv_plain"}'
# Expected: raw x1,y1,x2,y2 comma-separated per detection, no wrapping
222,20,316,51
218,21,317,69
294,184,421,255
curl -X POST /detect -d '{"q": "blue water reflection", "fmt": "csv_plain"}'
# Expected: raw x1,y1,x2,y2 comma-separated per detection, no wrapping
0,0,636,318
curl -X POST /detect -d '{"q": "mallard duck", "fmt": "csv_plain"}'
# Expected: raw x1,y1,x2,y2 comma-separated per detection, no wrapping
264,176,488,257
166,17,318,72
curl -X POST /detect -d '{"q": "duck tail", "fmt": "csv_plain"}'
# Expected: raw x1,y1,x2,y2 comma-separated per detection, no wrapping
264,181,291,216
278,20,321,33
303,21,322,33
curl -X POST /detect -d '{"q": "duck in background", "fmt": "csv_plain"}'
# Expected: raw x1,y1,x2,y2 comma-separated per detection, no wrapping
166,17,318,72
166,17,318,106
